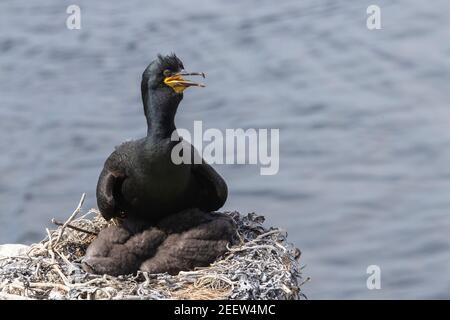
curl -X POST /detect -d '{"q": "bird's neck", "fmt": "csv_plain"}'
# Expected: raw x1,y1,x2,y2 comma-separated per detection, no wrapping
143,90,181,139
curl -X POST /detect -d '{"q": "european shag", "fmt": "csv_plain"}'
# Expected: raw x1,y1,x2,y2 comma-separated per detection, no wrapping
82,54,234,276
96,54,227,228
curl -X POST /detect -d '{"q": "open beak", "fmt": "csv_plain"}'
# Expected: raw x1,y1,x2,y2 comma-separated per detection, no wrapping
164,71,206,93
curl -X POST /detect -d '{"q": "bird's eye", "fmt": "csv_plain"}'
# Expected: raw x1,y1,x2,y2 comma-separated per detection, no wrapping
163,69,172,77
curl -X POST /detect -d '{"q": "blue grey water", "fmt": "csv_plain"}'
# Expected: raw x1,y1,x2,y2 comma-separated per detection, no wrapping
1,0,449,299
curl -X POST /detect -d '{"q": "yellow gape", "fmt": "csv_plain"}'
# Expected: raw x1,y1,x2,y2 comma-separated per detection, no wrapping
164,72,206,93
164,75,189,93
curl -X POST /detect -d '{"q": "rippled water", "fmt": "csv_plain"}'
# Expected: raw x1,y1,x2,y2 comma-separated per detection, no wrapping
1,0,450,299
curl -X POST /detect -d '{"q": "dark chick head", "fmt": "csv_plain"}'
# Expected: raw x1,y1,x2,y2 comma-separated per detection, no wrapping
141,54,205,95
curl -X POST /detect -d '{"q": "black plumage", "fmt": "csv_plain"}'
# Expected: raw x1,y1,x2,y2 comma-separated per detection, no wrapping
83,54,234,276
96,54,227,227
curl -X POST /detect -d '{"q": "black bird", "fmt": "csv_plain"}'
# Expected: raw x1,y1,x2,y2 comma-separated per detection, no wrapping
96,54,227,229
83,54,234,276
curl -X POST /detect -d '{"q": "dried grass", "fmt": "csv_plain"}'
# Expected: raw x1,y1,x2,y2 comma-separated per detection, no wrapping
0,194,307,300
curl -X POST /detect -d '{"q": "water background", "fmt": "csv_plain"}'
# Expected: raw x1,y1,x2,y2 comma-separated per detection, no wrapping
1,0,450,299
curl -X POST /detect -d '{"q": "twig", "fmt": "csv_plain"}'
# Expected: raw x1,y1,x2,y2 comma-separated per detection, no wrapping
56,251,77,271
51,219,98,236
53,264,70,286
228,244,279,252
46,228,56,263
255,229,284,240
0,292,33,300
80,208,100,220
54,193,86,246
28,282,70,291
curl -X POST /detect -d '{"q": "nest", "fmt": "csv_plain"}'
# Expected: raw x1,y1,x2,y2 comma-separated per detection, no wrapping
0,194,307,300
